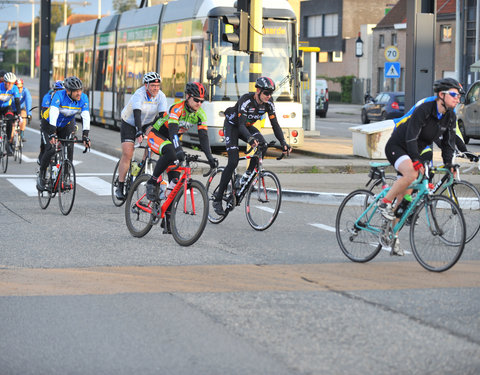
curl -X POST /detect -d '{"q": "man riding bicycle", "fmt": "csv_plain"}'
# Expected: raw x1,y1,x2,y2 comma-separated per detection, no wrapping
145,82,217,202
212,76,291,216
12,78,32,142
0,72,23,156
37,76,91,191
379,78,462,223
115,72,168,200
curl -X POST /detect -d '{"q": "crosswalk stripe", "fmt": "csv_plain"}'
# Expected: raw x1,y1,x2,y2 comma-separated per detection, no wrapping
76,176,111,196
309,223,336,232
13,154,82,166
7,178,39,197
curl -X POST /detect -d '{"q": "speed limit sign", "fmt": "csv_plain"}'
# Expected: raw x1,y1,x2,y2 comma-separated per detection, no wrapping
385,46,399,62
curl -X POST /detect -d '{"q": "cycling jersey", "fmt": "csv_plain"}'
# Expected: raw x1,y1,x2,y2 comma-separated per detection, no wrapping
12,87,32,116
153,100,207,136
388,99,456,165
43,89,90,130
224,93,286,145
0,82,20,110
121,86,167,128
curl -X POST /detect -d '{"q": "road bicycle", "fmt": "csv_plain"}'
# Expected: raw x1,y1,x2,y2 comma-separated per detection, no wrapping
111,144,156,207
336,162,466,272
206,141,285,231
0,118,9,173
366,153,480,243
37,133,89,215
12,115,23,164
125,153,213,246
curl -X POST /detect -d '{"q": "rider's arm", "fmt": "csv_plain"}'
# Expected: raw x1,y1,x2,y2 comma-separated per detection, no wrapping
48,106,59,135
440,112,456,166
404,105,428,162
266,101,287,146
25,88,32,116
14,97,21,115
133,109,142,134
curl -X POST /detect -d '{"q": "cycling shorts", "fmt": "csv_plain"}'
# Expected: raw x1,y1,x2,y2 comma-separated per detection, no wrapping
147,128,170,155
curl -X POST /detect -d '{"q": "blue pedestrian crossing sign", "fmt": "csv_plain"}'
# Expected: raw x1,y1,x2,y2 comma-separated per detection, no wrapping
385,62,401,78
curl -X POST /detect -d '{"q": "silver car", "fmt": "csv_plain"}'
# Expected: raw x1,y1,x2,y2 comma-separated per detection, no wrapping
457,80,480,144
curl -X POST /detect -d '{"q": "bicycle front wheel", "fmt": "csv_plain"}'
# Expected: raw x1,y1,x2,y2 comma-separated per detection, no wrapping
335,189,383,262
1,135,8,173
245,170,282,231
125,174,154,237
205,167,230,224
38,168,52,209
439,180,480,243
112,160,131,207
410,195,466,272
58,160,76,215
170,179,208,246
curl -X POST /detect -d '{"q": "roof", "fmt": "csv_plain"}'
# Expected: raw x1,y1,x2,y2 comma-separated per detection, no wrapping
66,14,99,25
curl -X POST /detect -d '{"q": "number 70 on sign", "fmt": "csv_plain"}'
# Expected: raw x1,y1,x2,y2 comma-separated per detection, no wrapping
385,46,400,62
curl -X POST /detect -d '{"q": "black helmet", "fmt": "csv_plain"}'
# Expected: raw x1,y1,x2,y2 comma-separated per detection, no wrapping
255,77,275,91
185,82,205,98
0,70,6,78
433,78,464,94
64,76,83,90
143,72,161,84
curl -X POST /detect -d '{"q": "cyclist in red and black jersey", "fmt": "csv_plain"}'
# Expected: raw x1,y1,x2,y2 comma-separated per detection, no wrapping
212,76,291,216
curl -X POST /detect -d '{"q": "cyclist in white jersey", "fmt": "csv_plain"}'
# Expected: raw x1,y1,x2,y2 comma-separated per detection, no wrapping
115,72,168,200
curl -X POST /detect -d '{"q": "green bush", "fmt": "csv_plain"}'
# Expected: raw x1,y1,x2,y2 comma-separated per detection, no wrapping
328,91,342,103
318,74,355,103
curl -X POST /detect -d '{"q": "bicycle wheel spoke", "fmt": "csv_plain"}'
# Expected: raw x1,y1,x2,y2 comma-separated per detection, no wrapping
205,167,229,224
245,171,281,231
58,160,76,215
410,195,465,272
336,189,383,262
171,180,208,246
125,174,154,237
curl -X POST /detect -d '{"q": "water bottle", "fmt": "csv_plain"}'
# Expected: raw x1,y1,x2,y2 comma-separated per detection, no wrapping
166,178,178,198
395,194,412,218
158,180,168,200
131,161,141,177
234,174,242,189
52,164,59,180
239,170,252,186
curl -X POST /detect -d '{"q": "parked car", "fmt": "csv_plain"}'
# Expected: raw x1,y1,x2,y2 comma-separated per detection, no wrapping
456,80,480,144
315,79,329,117
361,91,405,124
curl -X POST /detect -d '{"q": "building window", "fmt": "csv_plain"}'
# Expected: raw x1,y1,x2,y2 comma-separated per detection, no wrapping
332,51,343,62
324,14,338,37
441,24,452,42
379,34,385,48
318,52,328,63
307,15,323,37
391,33,397,46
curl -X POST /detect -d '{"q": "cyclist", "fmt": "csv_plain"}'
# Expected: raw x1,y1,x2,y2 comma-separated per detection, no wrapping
0,72,22,156
212,76,291,216
0,70,6,83
379,78,462,223
37,76,91,191
145,82,217,206
115,72,168,200
12,78,32,142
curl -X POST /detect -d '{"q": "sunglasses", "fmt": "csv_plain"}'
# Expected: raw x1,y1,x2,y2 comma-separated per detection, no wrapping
442,91,461,98
262,90,273,97
192,97,204,103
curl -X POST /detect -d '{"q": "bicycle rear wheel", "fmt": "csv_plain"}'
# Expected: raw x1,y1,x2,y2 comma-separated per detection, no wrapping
170,179,208,246
409,195,466,272
439,180,480,243
38,167,52,209
1,135,8,173
58,160,76,215
335,189,383,262
245,170,282,231
205,167,230,224
125,174,154,237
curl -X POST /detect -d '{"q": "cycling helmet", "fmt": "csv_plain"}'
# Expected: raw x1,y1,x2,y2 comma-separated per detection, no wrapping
53,80,64,90
433,78,464,94
16,78,23,87
63,76,83,90
255,76,275,91
143,72,161,84
185,82,205,98
3,72,17,83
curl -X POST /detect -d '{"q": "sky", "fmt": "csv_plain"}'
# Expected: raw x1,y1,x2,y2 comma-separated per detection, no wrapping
0,0,115,34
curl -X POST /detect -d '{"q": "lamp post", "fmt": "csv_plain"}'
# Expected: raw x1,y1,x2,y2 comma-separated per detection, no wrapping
31,1,35,77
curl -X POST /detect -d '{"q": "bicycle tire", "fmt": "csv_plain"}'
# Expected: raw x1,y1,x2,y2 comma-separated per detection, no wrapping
170,179,208,246
335,189,383,262
111,160,132,207
17,138,22,164
13,132,18,162
409,195,466,272
205,167,230,224
368,176,397,196
125,174,154,238
58,160,76,215
439,180,480,243
37,167,52,209
1,135,8,173
245,170,282,231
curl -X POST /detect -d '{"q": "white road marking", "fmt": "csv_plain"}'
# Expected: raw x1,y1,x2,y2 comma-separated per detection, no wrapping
7,178,38,197
309,223,336,232
76,177,112,196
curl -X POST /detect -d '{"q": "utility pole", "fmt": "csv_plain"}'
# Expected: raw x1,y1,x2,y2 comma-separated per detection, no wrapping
40,0,50,115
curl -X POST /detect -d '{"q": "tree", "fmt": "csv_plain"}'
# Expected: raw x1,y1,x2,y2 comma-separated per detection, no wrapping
51,3,72,31
113,0,137,13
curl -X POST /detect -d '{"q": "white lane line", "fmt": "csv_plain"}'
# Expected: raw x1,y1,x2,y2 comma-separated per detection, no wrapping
7,178,38,197
253,206,283,214
76,176,111,196
309,223,336,232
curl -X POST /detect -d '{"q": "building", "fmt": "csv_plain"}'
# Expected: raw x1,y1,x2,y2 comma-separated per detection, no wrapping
1,22,31,51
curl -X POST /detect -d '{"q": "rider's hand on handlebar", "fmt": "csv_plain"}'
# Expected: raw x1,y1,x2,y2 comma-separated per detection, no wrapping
207,156,218,169
49,133,58,145
282,143,292,156
467,153,479,163
247,136,258,148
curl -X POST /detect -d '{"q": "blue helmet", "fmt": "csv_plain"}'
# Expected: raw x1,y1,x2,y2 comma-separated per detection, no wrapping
53,80,64,90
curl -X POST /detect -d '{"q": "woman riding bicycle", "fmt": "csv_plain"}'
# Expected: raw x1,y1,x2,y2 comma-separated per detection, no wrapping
378,78,462,222
212,76,291,216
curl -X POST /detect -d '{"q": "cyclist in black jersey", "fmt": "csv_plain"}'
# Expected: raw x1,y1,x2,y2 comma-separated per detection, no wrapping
212,76,291,216
379,78,463,221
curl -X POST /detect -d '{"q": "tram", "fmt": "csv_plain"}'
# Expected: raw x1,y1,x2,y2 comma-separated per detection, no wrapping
53,0,305,147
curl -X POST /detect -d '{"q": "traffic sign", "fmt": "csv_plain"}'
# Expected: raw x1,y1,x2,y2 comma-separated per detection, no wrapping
385,45,399,62
385,62,401,78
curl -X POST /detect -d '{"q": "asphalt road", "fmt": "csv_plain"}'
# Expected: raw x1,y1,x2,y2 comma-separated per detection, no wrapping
0,128,479,374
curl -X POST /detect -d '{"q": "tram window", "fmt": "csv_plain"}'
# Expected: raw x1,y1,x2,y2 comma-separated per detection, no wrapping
134,47,143,88
84,51,92,90
190,41,202,83
174,43,188,95
126,48,136,94
105,49,114,91
161,54,175,97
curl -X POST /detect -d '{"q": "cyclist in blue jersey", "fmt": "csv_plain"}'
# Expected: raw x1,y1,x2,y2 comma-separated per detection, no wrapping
12,79,32,142
37,76,91,191
0,72,23,155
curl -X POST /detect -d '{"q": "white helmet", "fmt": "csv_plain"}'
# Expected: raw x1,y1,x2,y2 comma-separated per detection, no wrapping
3,72,17,83
143,72,161,84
